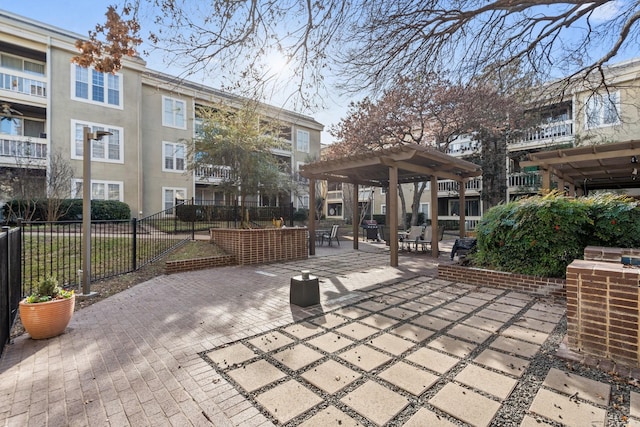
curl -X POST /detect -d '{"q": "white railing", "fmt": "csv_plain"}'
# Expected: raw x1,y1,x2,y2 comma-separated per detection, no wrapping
509,172,542,189
0,136,47,167
0,68,47,98
195,165,232,183
438,177,482,193
327,190,343,200
509,120,573,147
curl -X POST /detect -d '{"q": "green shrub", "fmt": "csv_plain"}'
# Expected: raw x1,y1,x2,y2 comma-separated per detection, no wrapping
2,199,129,221
473,192,640,278
293,208,308,221
91,200,130,220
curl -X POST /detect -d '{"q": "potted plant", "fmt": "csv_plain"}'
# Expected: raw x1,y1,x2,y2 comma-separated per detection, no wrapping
19,276,75,339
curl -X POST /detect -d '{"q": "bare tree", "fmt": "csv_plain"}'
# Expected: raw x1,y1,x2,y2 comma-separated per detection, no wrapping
45,150,75,221
76,1,639,106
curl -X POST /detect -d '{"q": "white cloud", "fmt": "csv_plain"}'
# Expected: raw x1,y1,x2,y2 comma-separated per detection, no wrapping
586,0,624,22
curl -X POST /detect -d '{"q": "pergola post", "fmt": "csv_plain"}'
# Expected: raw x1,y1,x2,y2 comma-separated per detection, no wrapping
352,183,359,250
459,179,466,238
389,166,399,267
308,177,316,255
430,176,439,258
542,169,551,192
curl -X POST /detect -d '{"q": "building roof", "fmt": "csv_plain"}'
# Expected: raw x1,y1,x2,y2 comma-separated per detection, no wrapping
521,139,640,191
299,144,482,185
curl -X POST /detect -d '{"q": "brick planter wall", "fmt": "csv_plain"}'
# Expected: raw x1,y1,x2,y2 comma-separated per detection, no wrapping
437,264,566,298
210,228,308,265
165,255,237,274
566,259,640,368
584,245,640,262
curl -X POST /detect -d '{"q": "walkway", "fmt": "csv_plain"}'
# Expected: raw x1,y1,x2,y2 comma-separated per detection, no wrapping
0,239,637,426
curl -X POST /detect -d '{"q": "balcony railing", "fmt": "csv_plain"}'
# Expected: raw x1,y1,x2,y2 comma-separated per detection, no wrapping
509,120,573,148
327,190,343,200
509,172,542,189
0,136,47,167
195,165,232,183
438,177,482,193
0,68,47,98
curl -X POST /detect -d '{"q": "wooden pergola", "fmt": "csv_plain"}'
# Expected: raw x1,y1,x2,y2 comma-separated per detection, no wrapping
299,144,482,266
521,139,640,194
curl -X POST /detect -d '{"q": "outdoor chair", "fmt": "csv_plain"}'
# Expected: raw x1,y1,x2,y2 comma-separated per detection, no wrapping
322,224,340,246
399,226,423,251
416,226,446,252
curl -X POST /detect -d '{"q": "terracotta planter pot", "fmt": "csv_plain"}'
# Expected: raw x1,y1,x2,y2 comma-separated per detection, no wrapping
19,295,75,339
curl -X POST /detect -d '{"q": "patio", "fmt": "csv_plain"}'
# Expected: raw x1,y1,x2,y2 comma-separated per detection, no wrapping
0,238,637,426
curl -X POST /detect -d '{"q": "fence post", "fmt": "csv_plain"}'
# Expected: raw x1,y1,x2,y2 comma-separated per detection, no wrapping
2,226,9,345
131,218,137,272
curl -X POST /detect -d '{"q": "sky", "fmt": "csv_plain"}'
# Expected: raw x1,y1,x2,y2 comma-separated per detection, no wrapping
1,1,347,144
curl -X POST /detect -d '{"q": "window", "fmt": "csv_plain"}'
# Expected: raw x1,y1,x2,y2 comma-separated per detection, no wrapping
296,130,309,152
163,187,187,213
163,142,186,172
163,96,186,129
72,65,121,107
298,195,309,209
381,204,386,215
1,53,45,75
72,179,123,201
71,120,123,163
585,91,620,129
419,203,430,218
449,199,481,217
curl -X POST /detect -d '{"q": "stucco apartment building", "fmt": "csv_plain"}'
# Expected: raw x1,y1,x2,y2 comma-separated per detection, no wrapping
324,57,640,228
0,10,323,218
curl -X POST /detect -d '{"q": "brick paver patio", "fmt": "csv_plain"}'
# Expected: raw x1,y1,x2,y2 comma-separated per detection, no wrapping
0,239,635,426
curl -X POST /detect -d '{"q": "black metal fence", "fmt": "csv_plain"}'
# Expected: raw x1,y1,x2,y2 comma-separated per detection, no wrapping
1,226,22,357
175,198,295,229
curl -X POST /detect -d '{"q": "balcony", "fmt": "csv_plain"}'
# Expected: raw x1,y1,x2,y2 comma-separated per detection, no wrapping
0,68,47,102
508,120,573,151
195,165,231,184
0,135,47,168
271,138,292,156
326,190,343,201
508,172,542,191
437,177,482,194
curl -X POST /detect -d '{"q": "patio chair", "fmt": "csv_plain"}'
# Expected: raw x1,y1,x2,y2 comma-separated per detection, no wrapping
416,226,445,252
322,224,340,246
399,226,423,251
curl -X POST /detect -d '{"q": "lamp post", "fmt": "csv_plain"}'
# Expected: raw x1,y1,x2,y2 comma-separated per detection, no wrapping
82,126,112,296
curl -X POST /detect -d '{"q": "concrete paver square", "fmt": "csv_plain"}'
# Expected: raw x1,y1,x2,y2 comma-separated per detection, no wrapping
462,315,504,333
428,335,477,358
411,314,452,331
390,323,434,342
429,383,501,427
447,324,493,344
467,289,502,300
486,302,522,314
501,325,549,345
272,344,324,371
368,333,415,356
206,342,256,369
530,302,565,316
340,380,409,425
379,361,438,396
542,368,611,405
332,306,371,319
455,364,517,400
442,301,477,314
307,332,354,353
496,296,529,307
309,313,349,329
381,306,414,320
513,317,557,333
335,322,379,340
406,347,460,374
255,379,323,424
430,308,468,321
403,408,457,426
227,359,286,392
417,295,447,306
457,296,489,307
283,322,324,339
338,345,392,372
522,308,563,323
300,360,361,393
490,336,540,358
298,405,363,427
358,314,400,330
632,391,640,418
528,388,606,427
390,290,420,299
248,331,294,352
520,415,556,426
476,308,513,322
399,300,434,313
356,300,391,312
474,349,529,378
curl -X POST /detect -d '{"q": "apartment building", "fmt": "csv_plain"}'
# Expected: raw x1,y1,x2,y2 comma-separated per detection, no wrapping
0,10,322,218
323,58,640,228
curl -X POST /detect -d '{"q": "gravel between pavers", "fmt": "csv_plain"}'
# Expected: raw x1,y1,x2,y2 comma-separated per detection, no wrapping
199,273,640,427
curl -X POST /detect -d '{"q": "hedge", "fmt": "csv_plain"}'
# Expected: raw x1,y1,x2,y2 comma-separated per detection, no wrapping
2,199,131,221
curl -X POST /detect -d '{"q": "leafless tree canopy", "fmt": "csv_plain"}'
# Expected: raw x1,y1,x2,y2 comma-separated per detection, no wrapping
84,1,639,106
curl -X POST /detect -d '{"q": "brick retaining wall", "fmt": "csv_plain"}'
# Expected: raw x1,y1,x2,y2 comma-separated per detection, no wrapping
210,228,308,265
165,255,237,274
566,259,640,368
437,264,566,298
